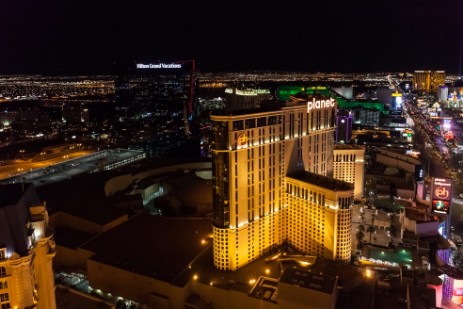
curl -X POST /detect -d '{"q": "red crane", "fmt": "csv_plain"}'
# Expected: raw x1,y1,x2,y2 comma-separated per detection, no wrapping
174,59,196,136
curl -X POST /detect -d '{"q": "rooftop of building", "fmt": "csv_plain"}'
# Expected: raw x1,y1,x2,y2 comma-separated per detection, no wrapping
365,162,408,180
211,93,336,117
279,266,337,294
53,226,96,250
333,144,365,151
37,173,125,225
192,246,361,304
337,274,438,309
0,182,33,207
376,147,422,164
107,162,212,216
287,171,354,192
80,213,212,287
210,101,307,117
404,207,438,223
114,156,211,178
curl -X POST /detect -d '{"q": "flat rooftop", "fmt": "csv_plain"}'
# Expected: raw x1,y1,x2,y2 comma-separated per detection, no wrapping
333,144,365,150
37,173,125,225
53,226,96,250
193,249,361,303
80,213,212,286
287,171,354,192
279,266,337,294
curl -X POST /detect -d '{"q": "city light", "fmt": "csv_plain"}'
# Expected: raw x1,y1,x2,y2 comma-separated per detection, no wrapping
365,268,373,279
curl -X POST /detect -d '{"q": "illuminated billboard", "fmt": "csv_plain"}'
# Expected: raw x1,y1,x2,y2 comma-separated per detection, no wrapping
307,97,336,112
432,177,453,214
432,200,450,214
136,63,182,69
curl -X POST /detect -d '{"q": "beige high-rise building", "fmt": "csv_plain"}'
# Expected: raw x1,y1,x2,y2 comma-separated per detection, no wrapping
413,70,446,92
210,95,354,270
333,144,365,200
0,183,56,309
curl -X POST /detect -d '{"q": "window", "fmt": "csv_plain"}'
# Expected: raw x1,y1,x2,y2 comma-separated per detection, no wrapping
0,293,8,302
0,268,5,277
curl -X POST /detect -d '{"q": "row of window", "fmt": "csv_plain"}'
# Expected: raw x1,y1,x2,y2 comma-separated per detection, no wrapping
334,154,357,162
287,183,326,206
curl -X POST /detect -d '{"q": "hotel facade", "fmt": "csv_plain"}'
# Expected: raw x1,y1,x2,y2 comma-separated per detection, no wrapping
210,96,354,270
333,144,365,200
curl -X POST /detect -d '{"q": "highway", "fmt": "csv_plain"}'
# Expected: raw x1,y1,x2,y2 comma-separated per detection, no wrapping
0,150,94,180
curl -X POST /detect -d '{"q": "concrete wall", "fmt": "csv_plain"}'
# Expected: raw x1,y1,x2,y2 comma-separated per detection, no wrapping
87,260,190,309
278,281,337,309
191,281,277,309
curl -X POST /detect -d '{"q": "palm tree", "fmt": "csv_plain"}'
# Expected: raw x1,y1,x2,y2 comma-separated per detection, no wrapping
360,211,365,225
367,225,376,244
356,225,365,251
389,225,397,239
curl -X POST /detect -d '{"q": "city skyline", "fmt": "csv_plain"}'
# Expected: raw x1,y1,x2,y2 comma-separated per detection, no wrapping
1,0,462,75
1,60,463,307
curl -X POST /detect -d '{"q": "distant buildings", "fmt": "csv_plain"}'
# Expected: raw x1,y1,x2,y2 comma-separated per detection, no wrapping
224,88,271,111
0,183,56,309
413,70,446,92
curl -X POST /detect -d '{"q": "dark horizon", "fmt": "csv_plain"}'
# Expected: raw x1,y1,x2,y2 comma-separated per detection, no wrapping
1,0,462,75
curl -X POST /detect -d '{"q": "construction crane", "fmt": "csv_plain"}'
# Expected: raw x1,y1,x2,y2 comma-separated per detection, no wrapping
174,59,196,137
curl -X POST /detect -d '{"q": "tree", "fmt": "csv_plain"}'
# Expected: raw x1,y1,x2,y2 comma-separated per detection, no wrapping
367,225,376,244
360,211,366,225
356,226,365,251
389,225,397,239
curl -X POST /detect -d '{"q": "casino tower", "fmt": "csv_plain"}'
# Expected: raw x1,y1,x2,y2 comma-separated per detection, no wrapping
210,95,354,270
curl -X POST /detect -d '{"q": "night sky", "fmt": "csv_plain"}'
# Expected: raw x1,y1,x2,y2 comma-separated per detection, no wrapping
1,0,462,74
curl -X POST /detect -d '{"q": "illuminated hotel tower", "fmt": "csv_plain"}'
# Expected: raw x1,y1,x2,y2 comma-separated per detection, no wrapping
0,183,57,309
210,95,354,270
413,70,446,92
